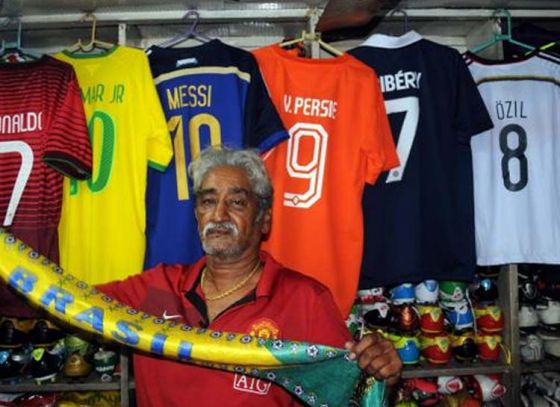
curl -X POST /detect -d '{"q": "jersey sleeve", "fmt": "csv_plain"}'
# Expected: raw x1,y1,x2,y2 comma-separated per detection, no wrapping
141,54,173,172
454,52,494,142
244,54,288,153
44,64,92,180
362,70,400,185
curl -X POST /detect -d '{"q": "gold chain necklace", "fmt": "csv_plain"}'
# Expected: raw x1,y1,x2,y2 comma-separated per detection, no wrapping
201,261,262,302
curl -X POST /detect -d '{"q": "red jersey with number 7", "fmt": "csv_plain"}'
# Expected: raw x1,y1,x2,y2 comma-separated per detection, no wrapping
254,45,398,317
0,56,91,316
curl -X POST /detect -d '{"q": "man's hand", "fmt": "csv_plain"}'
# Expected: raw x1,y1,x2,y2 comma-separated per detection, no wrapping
345,332,402,386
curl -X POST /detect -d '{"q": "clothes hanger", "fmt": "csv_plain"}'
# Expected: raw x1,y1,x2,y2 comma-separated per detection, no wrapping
387,6,410,34
279,30,343,57
0,18,40,63
469,9,535,54
157,10,212,48
66,13,114,54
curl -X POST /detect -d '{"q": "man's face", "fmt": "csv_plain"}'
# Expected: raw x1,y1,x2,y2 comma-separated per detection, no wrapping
195,165,270,260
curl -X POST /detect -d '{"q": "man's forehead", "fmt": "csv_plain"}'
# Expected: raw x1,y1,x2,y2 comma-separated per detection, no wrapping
200,166,252,192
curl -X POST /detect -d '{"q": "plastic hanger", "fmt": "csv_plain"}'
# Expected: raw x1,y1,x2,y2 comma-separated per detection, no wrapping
469,9,535,54
279,30,343,57
66,13,115,54
157,10,212,48
387,6,410,34
0,18,40,63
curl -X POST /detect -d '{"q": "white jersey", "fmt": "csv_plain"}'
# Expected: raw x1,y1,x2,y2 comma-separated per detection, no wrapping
466,51,560,265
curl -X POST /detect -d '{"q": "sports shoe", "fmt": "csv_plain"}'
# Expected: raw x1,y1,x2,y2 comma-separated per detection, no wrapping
29,345,64,384
387,333,420,365
356,287,389,304
0,319,27,349
63,353,92,378
437,376,464,395
403,378,439,406
475,334,502,361
519,304,539,333
470,374,506,402
471,278,499,304
93,348,118,382
363,302,392,330
419,333,451,364
415,280,439,305
535,298,560,325
391,303,420,333
441,300,474,332
29,320,64,348
474,304,504,333
450,331,477,362
520,334,544,363
390,283,416,305
417,304,444,334
439,281,468,302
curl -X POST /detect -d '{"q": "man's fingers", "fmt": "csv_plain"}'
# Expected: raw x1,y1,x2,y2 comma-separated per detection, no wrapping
346,332,381,359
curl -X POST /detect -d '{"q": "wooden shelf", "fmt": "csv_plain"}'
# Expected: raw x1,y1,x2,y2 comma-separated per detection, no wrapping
402,360,511,379
0,372,121,392
522,358,560,374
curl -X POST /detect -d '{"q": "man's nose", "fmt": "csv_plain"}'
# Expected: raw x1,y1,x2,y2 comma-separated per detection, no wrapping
211,199,229,221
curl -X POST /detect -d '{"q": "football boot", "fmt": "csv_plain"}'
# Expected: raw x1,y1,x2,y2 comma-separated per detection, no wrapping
419,333,450,364
63,353,93,379
416,304,444,334
439,281,468,302
356,287,389,304
441,300,474,332
519,267,539,305
29,342,65,384
12,393,58,407
475,334,502,361
535,298,560,326
363,302,392,331
414,280,439,305
387,333,420,365
437,376,464,395
470,375,506,402
29,319,64,348
403,378,440,406
538,330,560,358
93,348,118,382
450,330,477,362
64,335,91,357
0,319,27,349
535,265,560,301
519,304,540,333
0,346,31,382
391,303,420,333
474,304,504,333
390,283,416,305
471,278,499,304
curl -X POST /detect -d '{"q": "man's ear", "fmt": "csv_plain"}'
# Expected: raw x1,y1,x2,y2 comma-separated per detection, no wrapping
260,208,272,235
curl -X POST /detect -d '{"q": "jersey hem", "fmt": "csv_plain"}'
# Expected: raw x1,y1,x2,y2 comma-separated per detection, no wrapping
148,160,168,172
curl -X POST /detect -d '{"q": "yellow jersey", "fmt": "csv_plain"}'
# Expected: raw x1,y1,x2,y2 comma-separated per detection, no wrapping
56,46,172,284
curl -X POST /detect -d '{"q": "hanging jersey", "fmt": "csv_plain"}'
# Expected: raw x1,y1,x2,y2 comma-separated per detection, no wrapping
465,51,560,265
56,46,173,284
348,31,493,288
0,56,91,316
254,44,399,317
144,40,287,269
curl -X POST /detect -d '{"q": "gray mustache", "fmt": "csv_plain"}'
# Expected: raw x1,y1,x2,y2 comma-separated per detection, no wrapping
202,222,239,237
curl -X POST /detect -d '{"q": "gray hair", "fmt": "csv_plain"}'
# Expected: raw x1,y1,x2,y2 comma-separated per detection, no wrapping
188,147,273,215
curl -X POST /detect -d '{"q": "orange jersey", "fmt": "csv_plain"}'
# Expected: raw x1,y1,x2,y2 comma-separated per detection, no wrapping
254,45,398,317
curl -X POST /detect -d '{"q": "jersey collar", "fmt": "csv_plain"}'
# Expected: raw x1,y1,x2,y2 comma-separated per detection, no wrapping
360,30,423,49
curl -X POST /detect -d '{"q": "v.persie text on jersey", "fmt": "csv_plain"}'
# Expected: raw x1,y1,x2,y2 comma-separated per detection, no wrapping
282,94,337,119
0,112,43,134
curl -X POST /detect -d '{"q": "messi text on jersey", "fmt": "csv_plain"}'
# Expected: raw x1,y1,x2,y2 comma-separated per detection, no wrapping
166,84,213,110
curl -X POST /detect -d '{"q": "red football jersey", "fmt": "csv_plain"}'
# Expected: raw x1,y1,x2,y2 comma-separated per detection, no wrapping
0,56,91,316
254,45,399,317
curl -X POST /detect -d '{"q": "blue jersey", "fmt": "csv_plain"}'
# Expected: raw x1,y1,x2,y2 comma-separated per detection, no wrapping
145,40,287,269
348,31,493,287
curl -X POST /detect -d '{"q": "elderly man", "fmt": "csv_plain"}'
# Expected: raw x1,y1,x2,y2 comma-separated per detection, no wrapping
98,147,402,407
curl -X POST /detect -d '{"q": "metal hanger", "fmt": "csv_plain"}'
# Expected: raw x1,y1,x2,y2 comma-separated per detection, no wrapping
157,10,212,48
0,17,40,62
387,6,410,34
469,9,535,54
66,13,115,54
279,30,343,57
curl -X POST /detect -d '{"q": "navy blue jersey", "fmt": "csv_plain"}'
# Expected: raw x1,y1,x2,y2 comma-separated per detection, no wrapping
145,40,287,269
348,31,493,287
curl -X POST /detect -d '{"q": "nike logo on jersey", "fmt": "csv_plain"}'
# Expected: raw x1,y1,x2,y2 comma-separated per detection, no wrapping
162,310,182,320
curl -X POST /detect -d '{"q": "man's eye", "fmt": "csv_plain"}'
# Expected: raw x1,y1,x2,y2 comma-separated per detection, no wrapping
229,199,247,208
200,198,216,207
